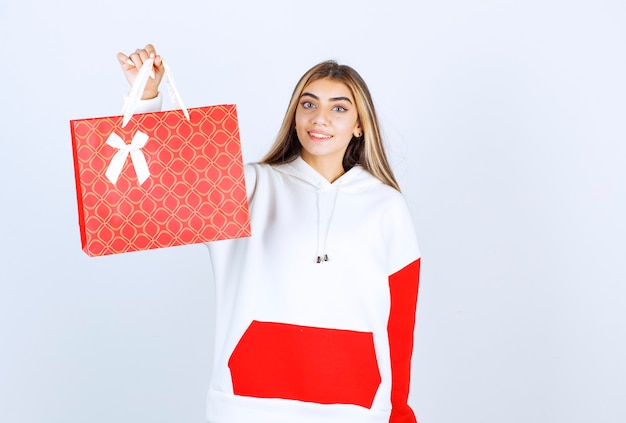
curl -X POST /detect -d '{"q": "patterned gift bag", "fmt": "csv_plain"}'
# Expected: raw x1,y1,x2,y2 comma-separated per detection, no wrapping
70,58,250,256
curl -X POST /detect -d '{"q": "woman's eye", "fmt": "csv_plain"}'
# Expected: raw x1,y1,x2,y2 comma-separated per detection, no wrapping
333,105,347,112
302,101,314,109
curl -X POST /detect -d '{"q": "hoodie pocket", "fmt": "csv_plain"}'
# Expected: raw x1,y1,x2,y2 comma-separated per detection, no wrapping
228,320,381,409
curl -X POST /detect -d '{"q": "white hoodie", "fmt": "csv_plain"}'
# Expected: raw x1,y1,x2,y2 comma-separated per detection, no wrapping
205,157,421,423
133,94,421,422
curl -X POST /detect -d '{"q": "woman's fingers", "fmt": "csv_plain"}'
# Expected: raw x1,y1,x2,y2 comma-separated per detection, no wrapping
128,51,147,70
143,43,157,58
117,44,165,99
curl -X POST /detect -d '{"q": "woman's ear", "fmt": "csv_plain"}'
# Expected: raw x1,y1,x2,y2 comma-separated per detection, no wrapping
353,125,363,138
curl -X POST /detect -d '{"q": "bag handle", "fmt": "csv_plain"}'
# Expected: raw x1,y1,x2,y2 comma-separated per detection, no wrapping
121,57,190,128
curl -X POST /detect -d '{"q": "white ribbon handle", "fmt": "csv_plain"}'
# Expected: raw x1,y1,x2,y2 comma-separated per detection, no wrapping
105,131,151,185
121,57,190,127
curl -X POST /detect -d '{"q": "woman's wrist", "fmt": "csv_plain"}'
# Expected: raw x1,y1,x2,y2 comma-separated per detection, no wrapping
141,90,159,100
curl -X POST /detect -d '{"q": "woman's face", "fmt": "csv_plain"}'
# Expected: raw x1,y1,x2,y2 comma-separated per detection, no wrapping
294,78,361,179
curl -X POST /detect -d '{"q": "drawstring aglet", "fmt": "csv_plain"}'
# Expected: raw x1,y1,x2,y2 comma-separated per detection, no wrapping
316,254,329,264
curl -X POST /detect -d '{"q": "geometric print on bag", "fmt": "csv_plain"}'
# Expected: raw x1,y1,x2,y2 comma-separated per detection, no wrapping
70,105,251,256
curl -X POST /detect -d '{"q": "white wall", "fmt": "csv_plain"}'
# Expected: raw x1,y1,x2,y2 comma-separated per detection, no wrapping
1,1,625,422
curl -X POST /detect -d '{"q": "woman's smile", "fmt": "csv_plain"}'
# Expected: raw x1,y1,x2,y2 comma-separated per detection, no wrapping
307,130,333,141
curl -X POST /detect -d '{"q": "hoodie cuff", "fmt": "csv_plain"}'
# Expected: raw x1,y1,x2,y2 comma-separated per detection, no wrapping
123,92,163,114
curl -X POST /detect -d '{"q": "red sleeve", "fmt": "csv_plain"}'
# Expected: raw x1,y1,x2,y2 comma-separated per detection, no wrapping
387,258,421,423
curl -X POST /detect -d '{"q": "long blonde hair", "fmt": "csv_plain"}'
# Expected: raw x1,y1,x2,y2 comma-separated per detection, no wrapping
260,60,400,191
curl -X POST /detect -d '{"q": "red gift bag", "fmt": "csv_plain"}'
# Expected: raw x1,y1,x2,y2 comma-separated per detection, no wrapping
70,58,250,256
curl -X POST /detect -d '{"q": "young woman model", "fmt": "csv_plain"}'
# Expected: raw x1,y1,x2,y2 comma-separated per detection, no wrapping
118,44,422,423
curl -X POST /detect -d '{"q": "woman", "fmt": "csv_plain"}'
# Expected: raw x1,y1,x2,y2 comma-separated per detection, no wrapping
119,45,421,423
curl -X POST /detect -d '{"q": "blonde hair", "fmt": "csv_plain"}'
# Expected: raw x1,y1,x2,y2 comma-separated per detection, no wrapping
260,60,400,191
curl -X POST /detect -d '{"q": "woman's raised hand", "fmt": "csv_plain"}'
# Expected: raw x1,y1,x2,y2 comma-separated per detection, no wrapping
116,44,165,100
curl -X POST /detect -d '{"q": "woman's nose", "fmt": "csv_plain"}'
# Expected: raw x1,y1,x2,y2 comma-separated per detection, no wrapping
312,109,329,125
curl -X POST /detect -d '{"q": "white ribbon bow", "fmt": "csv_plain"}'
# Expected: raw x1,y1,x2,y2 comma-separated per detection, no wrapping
104,131,150,185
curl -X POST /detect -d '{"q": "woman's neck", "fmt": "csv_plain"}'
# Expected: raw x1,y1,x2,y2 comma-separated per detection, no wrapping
300,154,345,183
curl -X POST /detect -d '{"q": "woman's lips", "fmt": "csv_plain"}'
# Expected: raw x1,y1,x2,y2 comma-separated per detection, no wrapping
308,131,332,141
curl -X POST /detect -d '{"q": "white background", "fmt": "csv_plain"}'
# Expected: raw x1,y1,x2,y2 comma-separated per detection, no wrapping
1,1,625,422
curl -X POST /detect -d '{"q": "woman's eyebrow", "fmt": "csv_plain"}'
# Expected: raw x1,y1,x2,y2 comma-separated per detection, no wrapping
301,92,353,104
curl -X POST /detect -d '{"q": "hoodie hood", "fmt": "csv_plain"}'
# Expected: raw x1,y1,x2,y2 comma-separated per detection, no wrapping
273,156,382,194
271,156,384,263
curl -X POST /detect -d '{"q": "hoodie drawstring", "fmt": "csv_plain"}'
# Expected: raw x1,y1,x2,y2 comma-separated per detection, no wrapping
316,187,340,263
